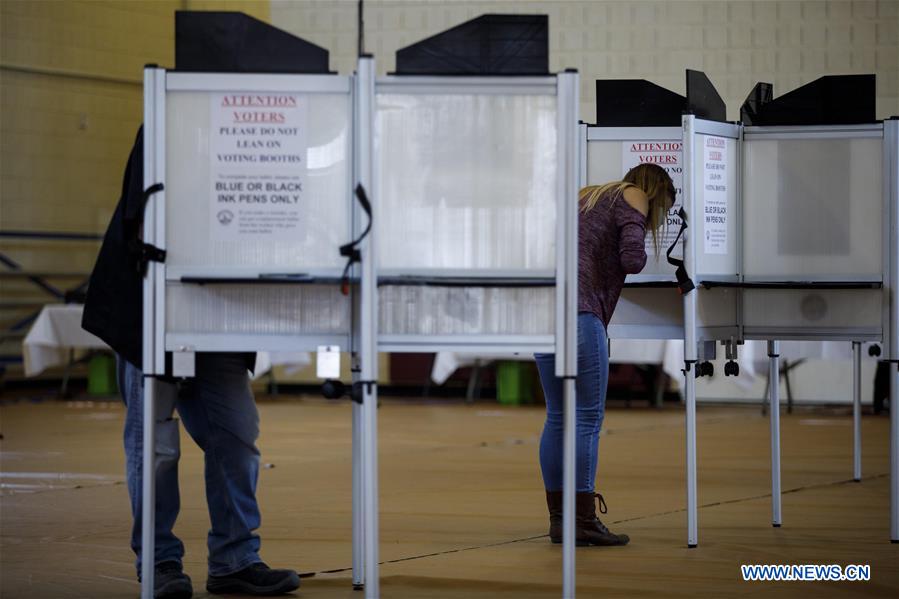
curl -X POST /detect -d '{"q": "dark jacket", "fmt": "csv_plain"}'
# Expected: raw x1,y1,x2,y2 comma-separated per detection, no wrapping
82,127,146,368
82,127,253,372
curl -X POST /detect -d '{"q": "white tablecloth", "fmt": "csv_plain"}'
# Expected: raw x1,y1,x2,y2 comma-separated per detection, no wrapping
253,352,312,378
23,305,108,376
431,340,691,386
23,305,310,379
428,338,859,390
431,341,877,391
743,340,879,366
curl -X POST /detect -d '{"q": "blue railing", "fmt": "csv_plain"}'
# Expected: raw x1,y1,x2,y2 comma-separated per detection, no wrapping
0,230,102,367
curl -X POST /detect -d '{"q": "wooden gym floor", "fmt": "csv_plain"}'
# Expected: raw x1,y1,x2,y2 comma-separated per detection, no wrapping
1,396,897,598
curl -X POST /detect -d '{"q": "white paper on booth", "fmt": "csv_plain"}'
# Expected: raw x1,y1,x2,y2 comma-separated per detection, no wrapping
621,140,683,253
703,135,728,255
316,345,341,379
209,93,308,241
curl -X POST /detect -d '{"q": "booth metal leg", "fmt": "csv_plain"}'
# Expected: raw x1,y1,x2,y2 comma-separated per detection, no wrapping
352,401,364,589
891,362,898,542
852,342,862,482
685,363,698,547
562,378,576,596
141,377,157,599
362,385,379,598
768,341,782,527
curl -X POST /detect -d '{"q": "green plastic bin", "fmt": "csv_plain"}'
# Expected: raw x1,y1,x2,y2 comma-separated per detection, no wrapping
496,361,533,405
87,353,118,396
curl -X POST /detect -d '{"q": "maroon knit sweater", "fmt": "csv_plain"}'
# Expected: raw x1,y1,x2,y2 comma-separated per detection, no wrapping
577,190,648,327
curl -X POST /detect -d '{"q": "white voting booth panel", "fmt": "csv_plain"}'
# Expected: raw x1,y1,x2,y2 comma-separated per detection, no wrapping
379,286,554,336
375,76,564,348
166,283,349,340
743,131,883,279
141,67,372,599
741,125,886,342
159,73,357,351
742,288,882,338
373,73,581,596
607,287,683,340
695,287,739,337
690,130,740,278
376,90,557,270
166,84,352,273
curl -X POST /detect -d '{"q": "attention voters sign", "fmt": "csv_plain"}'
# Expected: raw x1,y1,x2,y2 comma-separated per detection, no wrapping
209,93,308,241
702,135,728,255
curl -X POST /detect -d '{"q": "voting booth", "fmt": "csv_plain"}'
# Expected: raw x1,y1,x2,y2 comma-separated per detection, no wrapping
589,72,899,550
586,72,740,350
585,71,743,549
139,12,583,598
736,76,898,543
684,81,899,547
369,15,582,597
138,14,377,599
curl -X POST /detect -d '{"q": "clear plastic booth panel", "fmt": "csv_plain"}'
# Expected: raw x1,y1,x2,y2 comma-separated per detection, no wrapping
161,74,355,344
375,78,560,338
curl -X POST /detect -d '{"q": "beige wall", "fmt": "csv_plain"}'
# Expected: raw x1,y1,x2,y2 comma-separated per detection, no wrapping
271,0,899,122
0,0,270,367
1,0,271,235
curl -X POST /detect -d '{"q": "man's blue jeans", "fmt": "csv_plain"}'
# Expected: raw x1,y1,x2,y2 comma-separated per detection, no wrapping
118,353,262,576
535,312,608,492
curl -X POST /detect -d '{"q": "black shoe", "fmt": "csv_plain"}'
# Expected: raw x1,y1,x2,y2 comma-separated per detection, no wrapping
153,561,193,599
206,562,300,596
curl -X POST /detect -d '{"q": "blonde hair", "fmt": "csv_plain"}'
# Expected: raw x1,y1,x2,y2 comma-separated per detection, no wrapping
579,163,675,258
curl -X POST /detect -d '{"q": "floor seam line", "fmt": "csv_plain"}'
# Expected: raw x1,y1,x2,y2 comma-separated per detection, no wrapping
307,472,889,577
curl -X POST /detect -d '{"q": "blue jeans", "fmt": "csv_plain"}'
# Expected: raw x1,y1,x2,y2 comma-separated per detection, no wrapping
535,312,608,493
118,353,262,576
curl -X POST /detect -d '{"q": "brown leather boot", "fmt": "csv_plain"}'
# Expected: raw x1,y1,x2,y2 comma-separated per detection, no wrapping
576,492,629,546
545,490,563,543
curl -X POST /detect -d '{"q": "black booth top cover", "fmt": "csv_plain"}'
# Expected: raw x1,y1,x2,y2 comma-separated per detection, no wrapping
175,11,331,74
395,14,549,76
594,70,727,127
594,79,686,127
740,75,877,126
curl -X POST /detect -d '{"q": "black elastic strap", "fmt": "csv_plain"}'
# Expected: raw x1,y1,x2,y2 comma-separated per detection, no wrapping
123,183,164,239
129,240,166,276
126,183,166,276
339,184,373,295
143,182,165,202
665,207,694,294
